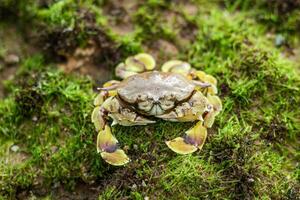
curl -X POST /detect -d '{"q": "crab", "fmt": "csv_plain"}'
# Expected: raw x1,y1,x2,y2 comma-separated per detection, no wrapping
92,53,222,166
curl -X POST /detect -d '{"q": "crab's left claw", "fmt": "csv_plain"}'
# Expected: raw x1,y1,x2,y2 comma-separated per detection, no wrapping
97,125,130,166
166,122,207,154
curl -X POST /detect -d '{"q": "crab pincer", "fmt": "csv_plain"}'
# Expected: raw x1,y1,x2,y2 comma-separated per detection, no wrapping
97,125,130,166
165,94,222,154
166,122,207,154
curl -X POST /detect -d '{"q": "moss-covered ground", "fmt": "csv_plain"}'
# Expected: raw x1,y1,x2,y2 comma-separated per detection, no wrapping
0,0,299,199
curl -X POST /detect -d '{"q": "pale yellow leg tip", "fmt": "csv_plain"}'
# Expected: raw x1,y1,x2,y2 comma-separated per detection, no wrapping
166,137,198,155
92,106,105,131
100,149,130,166
134,53,156,70
161,60,191,76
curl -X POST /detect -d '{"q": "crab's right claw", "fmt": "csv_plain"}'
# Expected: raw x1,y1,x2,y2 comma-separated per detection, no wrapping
166,137,198,154
97,125,130,166
166,122,207,154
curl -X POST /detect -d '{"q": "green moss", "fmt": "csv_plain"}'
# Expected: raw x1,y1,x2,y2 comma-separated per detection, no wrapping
221,0,300,44
132,2,177,42
37,0,76,28
158,156,222,199
0,55,108,196
0,0,299,199
98,186,121,200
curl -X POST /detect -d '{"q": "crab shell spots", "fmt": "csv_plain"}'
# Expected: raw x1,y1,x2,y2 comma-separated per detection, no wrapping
117,71,195,104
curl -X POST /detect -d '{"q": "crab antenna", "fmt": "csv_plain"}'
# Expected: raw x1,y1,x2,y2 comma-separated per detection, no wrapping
97,84,119,91
192,80,211,88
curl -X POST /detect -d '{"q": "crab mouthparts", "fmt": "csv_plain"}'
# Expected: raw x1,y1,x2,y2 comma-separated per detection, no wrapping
149,104,165,116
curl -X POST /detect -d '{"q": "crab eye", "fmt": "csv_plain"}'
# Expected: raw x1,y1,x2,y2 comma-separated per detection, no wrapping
137,94,147,101
207,104,213,111
165,93,175,100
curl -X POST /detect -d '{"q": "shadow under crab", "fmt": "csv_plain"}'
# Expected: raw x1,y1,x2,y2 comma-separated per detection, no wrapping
91,53,222,166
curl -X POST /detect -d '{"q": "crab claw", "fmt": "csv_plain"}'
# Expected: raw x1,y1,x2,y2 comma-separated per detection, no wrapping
166,137,198,154
97,125,130,166
166,122,207,154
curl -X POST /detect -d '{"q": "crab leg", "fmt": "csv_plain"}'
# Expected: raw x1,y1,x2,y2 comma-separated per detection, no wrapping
115,53,156,79
92,101,131,166
161,60,192,76
92,94,155,166
91,80,130,166
203,94,222,128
